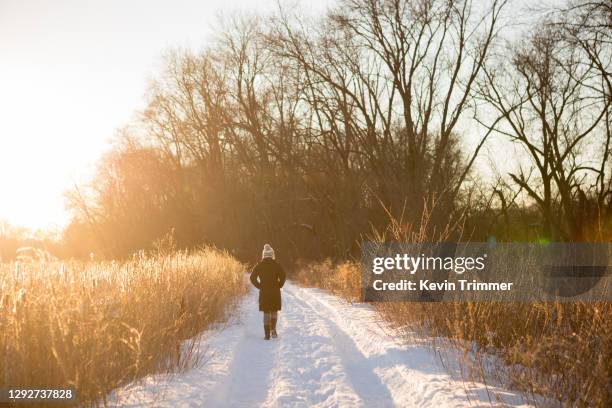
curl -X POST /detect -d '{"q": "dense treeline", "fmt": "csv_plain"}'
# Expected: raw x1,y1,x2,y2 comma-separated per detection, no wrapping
64,0,611,260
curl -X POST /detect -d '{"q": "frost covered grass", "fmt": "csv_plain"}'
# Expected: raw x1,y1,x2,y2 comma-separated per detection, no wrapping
0,247,247,406
296,260,611,407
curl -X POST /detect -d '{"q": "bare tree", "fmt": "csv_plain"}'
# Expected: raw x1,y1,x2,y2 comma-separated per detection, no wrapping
479,5,611,240
270,0,508,227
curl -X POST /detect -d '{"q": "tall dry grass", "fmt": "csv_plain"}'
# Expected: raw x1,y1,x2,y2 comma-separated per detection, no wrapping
294,259,361,302
296,259,611,406
0,247,247,406
378,301,611,407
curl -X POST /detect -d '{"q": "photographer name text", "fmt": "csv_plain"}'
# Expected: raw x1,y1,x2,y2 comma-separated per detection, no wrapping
372,279,514,291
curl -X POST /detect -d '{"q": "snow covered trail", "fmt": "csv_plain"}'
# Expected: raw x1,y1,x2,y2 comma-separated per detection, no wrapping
112,282,531,407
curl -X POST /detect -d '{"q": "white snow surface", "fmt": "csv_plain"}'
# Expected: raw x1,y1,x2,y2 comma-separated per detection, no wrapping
111,282,532,407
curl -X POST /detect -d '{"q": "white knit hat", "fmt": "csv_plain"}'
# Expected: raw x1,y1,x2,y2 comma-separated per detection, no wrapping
262,244,275,259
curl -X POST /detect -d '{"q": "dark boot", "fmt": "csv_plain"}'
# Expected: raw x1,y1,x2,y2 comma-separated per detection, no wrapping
264,324,271,340
270,317,278,338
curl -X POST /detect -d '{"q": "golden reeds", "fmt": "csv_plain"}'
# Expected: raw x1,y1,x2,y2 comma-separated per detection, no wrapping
0,247,247,406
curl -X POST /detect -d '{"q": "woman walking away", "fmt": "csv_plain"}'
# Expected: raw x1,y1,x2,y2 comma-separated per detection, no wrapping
250,244,286,340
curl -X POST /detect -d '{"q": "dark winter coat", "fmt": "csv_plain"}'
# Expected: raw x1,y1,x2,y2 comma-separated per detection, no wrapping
250,258,286,312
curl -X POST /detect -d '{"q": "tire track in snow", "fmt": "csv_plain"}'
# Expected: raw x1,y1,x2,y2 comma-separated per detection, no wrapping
260,287,362,407
203,291,280,407
282,287,396,407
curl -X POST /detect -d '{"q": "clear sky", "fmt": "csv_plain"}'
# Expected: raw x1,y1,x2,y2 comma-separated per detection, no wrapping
0,0,332,232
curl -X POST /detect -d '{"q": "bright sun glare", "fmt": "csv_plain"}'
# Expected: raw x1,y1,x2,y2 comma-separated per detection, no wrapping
0,0,332,232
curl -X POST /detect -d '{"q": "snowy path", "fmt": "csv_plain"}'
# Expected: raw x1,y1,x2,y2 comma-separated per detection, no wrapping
112,282,531,407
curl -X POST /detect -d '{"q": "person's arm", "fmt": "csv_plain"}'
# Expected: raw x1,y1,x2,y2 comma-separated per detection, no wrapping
278,264,286,288
250,266,261,289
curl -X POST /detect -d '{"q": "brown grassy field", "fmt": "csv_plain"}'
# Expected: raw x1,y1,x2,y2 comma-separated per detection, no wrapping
295,260,611,407
0,247,247,406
